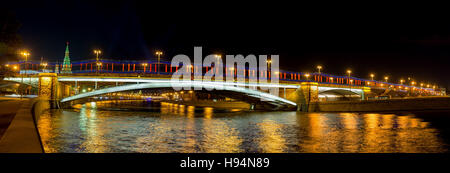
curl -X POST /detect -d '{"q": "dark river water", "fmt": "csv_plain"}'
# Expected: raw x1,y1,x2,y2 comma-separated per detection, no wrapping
37,100,450,153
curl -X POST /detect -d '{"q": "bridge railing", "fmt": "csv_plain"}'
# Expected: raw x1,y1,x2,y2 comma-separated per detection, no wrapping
4,59,442,96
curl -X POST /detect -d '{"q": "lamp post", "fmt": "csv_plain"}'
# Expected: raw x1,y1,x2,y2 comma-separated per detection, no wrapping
41,62,48,72
96,62,102,74
141,63,148,74
22,51,30,74
400,79,405,85
215,54,221,75
317,65,322,74
304,73,311,111
94,50,102,74
346,70,352,99
305,73,310,81
346,70,352,84
420,83,424,96
370,73,375,81
384,76,389,83
156,51,163,74
20,51,30,99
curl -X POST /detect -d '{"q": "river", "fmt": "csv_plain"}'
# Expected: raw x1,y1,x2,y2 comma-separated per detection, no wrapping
37,100,449,153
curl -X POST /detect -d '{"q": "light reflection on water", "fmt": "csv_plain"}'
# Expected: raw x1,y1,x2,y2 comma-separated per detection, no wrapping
37,101,448,153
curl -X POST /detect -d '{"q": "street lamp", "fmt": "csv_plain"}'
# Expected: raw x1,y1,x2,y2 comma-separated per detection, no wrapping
229,67,235,75
96,62,102,74
304,73,312,110
94,50,102,74
94,50,101,61
266,59,272,69
41,62,48,72
21,51,30,74
384,76,389,82
215,54,222,72
346,70,352,85
370,73,375,81
141,63,148,73
400,79,405,85
215,54,222,62
20,51,30,99
317,65,322,74
155,51,163,74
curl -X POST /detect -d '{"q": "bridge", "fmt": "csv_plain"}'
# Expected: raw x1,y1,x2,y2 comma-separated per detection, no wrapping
2,59,445,111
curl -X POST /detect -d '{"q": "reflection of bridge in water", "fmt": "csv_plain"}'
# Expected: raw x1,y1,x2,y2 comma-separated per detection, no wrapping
3,60,446,111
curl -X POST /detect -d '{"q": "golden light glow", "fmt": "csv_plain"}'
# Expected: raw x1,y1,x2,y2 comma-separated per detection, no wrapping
21,52,30,56
370,74,374,78
93,50,102,54
317,65,322,70
155,51,163,55
347,70,352,74
305,73,310,77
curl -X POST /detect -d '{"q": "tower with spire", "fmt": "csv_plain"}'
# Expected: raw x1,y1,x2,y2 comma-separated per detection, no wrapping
61,42,72,74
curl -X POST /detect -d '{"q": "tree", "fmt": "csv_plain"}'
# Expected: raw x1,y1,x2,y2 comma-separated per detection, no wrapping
0,9,22,78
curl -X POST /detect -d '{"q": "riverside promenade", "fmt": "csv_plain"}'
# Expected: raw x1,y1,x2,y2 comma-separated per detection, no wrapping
0,97,43,153
0,97,25,138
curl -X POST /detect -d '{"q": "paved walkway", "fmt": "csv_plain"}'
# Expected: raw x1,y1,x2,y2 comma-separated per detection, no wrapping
0,97,26,139
0,98,43,153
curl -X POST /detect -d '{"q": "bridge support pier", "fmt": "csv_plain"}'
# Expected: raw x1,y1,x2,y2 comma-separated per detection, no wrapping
362,87,371,100
38,73,60,108
285,82,319,112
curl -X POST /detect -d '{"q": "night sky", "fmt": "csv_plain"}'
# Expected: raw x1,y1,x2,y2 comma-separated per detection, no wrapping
5,1,450,89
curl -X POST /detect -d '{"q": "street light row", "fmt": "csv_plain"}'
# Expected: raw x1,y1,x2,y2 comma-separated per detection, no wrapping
313,65,438,89
7,51,439,89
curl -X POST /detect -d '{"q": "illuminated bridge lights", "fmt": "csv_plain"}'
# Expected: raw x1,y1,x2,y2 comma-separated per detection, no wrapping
4,59,442,94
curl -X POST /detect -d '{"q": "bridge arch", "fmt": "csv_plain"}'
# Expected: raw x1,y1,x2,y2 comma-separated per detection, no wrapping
318,87,364,101
60,81,297,109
